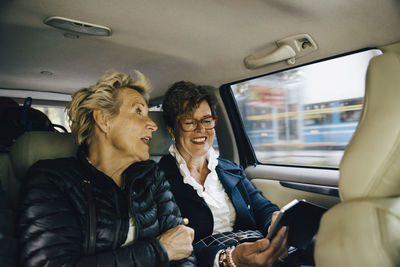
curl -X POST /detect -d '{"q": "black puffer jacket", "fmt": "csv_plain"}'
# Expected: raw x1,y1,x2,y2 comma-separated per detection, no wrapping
0,181,17,267
18,147,195,267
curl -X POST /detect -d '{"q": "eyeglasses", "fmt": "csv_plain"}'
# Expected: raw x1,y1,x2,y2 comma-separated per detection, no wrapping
179,115,218,132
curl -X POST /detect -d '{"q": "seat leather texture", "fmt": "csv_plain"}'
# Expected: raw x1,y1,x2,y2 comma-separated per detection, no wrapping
315,52,400,267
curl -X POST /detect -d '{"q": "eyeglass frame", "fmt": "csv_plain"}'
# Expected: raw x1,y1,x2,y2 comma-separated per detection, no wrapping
178,115,218,132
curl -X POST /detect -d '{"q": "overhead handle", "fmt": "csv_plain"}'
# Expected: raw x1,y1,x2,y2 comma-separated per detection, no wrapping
244,45,296,69
244,33,318,69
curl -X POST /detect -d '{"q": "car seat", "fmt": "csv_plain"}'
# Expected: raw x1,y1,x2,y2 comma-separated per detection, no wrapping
148,111,172,161
314,52,400,266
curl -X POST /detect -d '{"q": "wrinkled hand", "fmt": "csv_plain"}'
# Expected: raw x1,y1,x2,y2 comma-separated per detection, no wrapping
232,226,288,267
158,225,194,261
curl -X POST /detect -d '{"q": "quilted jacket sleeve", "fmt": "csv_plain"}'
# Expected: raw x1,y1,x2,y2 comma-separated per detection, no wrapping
18,160,170,267
153,164,184,229
0,181,17,267
152,163,197,267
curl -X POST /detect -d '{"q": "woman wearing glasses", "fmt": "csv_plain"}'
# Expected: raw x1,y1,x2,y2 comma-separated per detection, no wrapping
159,81,291,267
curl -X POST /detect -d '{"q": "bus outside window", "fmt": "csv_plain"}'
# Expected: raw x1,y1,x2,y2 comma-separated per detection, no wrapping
231,49,382,168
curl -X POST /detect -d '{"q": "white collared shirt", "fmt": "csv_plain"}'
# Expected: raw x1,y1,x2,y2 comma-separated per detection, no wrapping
169,145,236,234
122,216,136,247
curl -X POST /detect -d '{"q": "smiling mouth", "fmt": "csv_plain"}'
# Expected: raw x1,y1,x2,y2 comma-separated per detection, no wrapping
191,137,207,144
141,136,152,145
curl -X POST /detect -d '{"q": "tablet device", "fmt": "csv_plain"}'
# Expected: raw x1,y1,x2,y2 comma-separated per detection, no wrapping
266,199,327,249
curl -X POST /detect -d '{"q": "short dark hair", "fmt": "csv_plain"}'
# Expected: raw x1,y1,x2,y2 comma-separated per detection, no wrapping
162,81,217,130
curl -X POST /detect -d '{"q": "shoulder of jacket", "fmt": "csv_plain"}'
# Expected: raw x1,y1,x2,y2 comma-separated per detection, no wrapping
26,157,81,185
124,159,165,187
217,158,243,171
29,157,77,175
126,159,157,176
158,155,178,175
132,159,157,168
158,154,174,168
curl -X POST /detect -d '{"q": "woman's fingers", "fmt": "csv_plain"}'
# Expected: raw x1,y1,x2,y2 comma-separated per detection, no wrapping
232,227,288,267
255,227,288,266
268,226,289,262
269,211,280,232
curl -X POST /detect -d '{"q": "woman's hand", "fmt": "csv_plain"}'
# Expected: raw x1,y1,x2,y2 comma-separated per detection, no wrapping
270,211,280,229
267,211,288,261
158,225,194,261
232,226,288,267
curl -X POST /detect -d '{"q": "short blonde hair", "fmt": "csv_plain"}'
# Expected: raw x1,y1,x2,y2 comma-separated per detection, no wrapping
67,70,151,145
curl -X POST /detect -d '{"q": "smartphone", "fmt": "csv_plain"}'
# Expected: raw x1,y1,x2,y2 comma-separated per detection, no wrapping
266,199,327,250
266,199,299,240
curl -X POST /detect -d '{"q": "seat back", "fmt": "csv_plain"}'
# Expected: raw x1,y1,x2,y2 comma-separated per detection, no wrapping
8,131,77,209
148,111,172,161
6,110,171,209
314,52,400,267
10,131,77,182
0,152,15,206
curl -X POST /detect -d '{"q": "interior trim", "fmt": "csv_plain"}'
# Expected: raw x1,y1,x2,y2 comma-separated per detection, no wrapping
245,164,339,187
280,181,339,197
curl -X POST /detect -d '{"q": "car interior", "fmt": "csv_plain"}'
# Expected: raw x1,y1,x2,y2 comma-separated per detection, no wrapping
1,0,400,266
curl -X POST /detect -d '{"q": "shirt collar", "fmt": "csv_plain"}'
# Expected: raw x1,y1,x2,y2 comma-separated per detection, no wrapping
169,144,219,197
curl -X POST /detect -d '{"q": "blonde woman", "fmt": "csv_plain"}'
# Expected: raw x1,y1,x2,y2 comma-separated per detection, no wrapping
18,71,195,267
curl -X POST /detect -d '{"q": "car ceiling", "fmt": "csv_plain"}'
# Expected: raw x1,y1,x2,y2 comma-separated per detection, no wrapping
1,0,400,99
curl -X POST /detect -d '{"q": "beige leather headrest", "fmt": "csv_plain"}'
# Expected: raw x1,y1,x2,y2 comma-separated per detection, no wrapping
10,131,77,181
339,53,400,200
149,111,172,156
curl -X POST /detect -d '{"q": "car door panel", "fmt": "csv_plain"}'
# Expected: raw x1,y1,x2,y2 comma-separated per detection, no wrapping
245,165,340,208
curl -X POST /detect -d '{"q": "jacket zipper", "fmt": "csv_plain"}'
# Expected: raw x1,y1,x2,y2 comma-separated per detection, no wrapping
112,185,121,249
129,181,140,242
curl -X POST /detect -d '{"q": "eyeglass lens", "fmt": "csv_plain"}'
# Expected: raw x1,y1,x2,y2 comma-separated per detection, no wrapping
181,116,216,131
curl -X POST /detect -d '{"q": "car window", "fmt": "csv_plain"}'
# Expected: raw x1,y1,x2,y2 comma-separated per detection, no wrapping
0,90,71,132
230,49,382,168
32,105,70,132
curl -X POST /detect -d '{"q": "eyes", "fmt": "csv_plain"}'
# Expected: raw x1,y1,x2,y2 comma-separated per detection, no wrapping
183,120,194,126
132,103,147,116
183,118,211,126
179,115,218,131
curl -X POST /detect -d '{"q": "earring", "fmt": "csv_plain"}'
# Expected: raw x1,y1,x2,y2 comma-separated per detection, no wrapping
171,136,176,142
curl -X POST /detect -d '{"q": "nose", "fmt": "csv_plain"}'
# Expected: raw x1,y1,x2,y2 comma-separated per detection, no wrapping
194,121,205,131
147,117,158,132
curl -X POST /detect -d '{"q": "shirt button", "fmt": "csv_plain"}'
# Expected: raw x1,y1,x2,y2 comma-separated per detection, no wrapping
247,205,251,210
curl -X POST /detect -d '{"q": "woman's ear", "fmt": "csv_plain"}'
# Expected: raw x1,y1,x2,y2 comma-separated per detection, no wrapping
93,109,110,134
